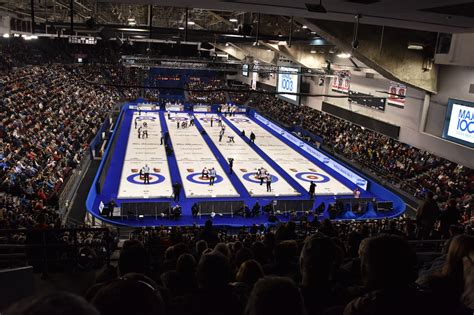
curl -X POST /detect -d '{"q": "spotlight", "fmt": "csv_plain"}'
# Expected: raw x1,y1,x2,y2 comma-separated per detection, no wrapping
229,18,238,22
337,52,351,58
305,0,327,13
407,43,424,50
22,35,38,40
352,39,359,49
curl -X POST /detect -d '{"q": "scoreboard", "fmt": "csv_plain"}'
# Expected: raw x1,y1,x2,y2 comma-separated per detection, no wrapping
349,91,386,111
68,36,97,45
277,66,300,105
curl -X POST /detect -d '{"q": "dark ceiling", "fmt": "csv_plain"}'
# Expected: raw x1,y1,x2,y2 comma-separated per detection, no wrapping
3,0,474,34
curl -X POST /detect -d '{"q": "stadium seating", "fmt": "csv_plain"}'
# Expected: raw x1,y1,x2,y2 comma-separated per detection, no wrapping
247,94,473,210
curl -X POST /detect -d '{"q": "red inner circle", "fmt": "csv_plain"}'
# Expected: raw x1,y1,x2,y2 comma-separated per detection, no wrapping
307,175,318,179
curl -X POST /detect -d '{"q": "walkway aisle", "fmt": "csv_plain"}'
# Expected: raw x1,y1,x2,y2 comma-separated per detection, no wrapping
226,115,353,195
117,112,173,199
165,113,239,198
196,113,300,197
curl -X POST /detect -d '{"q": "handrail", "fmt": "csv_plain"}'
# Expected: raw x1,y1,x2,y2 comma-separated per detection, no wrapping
59,154,91,221
0,227,110,233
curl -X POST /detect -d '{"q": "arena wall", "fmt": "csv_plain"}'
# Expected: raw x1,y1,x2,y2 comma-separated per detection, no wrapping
298,62,474,168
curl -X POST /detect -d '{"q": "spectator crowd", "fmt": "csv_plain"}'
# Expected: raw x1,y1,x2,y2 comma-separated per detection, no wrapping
227,84,252,105
75,64,142,101
4,218,474,315
0,60,121,229
247,95,473,210
187,78,227,104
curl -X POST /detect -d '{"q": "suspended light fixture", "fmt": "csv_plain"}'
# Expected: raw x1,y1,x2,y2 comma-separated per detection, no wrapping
337,52,351,58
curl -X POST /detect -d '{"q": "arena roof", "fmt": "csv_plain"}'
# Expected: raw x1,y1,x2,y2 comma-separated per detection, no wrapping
3,0,474,34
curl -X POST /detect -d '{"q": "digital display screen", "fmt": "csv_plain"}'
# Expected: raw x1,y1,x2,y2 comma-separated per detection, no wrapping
442,98,474,148
277,66,300,105
69,36,97,45
242,64,249,77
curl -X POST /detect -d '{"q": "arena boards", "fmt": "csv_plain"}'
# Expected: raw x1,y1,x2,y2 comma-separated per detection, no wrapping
195,113,300,197
226,115,353,196
117,112,173,199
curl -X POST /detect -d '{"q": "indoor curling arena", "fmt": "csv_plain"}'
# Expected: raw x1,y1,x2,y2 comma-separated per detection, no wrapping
87,101,404,227
1,1,473,315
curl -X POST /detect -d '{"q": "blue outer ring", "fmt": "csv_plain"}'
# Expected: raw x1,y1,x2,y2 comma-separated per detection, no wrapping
243,172,279,183
170,117,189,122
229,118,250,123
126,173,166,185
199,117,215,122
186,172,224,185
135,116,157,121
295,172,330,183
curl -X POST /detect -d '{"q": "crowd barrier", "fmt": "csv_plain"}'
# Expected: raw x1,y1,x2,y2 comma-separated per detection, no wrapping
59,109,120,220
272,199,315,214
197,200,245,215
119,202,172,219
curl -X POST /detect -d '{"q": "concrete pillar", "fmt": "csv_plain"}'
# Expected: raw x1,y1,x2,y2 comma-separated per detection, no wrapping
419,93,431,133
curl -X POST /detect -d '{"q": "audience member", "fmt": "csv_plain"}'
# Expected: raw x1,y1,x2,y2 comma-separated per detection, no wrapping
416,191,441,239
344,235,420,315
418,234,474,314
244,276,305,315
5,292,99,315
91,275,165,315
300,233,348,315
